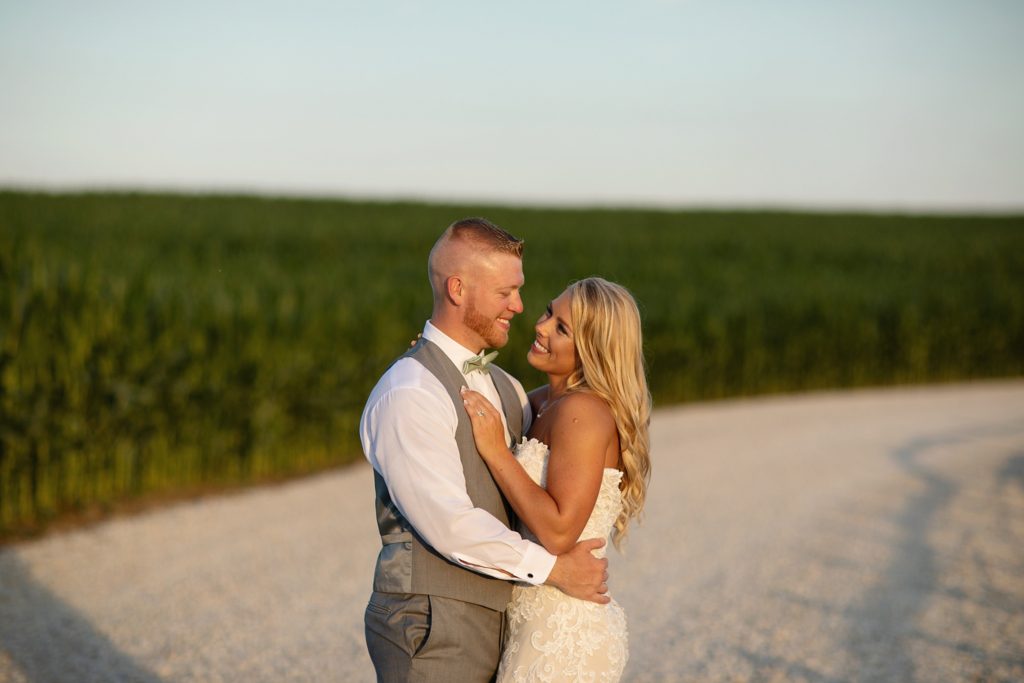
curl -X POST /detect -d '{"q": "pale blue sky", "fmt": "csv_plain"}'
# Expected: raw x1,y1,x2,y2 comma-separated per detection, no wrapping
1,1,1022,210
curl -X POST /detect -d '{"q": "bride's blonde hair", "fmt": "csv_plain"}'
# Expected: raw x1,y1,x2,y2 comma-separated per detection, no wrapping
563,277,651,549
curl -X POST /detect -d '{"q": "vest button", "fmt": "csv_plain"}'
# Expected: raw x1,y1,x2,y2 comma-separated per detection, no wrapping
404,542,412,550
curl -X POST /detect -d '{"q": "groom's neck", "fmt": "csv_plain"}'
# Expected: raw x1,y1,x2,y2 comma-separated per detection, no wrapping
429,316,485,355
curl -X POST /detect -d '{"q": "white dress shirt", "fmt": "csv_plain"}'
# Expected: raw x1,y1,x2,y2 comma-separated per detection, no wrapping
360,321,556,585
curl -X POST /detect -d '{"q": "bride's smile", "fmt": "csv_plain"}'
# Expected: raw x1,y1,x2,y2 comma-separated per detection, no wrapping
526,291,576,377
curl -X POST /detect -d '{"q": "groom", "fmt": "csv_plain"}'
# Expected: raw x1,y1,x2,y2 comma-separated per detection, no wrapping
360,218,610,682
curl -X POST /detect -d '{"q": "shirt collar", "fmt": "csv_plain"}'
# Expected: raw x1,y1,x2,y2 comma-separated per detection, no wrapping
422,320,485,373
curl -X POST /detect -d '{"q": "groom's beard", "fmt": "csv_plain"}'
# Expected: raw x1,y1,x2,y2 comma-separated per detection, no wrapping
464,299,508,349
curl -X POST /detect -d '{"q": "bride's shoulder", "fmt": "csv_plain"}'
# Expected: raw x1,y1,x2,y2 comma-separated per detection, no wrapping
560,390,611,411
551,392,615,433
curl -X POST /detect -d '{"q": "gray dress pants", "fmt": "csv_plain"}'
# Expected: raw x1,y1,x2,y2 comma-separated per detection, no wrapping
365,591,505,683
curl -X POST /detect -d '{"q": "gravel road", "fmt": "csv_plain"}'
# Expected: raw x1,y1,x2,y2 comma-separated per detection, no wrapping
2,380,1023,682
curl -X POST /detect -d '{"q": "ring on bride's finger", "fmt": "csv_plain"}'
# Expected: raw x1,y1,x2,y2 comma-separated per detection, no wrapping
476,410,485,417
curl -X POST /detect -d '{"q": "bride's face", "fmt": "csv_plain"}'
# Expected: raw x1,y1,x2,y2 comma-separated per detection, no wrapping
527,290,577,376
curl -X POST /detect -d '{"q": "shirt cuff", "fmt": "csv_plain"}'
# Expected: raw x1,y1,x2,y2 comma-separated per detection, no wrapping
515,543,557,585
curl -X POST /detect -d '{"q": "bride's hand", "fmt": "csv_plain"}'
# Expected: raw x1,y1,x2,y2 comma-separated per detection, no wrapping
460,386,509,461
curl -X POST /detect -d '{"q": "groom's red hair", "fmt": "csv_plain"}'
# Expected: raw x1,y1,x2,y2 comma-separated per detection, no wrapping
445,217,524,258
428,218,524,302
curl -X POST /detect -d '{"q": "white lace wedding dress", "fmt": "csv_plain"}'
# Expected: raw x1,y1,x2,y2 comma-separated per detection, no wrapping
497,438,628,683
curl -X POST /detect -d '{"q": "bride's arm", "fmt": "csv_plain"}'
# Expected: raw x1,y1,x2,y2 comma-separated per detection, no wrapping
461,388,614,555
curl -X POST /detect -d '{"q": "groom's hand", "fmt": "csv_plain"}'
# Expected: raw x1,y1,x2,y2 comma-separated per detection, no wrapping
545,538,611,605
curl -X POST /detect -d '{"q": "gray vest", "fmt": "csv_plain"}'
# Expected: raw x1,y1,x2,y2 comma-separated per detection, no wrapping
371,338,525,611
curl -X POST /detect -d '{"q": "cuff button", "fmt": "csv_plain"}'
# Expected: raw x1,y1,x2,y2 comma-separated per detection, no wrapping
527,573,534,578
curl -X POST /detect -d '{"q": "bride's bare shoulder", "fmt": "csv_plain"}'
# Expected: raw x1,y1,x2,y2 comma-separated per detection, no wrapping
550,392,615,435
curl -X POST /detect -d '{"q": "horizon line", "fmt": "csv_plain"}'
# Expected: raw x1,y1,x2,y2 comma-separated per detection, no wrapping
2,180,1023,219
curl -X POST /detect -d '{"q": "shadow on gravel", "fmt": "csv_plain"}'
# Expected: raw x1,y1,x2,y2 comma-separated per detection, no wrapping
734,646,848,683
0,552,162,683
844,422,1024,682
998,452,1024,493
847,433,958,681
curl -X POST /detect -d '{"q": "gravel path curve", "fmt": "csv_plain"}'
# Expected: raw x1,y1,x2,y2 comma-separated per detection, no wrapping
2,380,1023,682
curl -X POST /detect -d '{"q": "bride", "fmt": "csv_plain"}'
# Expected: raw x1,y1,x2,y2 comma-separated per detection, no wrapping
460,276,652,682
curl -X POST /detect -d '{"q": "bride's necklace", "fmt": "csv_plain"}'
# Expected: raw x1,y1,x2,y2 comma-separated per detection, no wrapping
536,392,567,419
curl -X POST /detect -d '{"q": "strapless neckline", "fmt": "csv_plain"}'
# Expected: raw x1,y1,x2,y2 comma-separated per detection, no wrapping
518,437,622,474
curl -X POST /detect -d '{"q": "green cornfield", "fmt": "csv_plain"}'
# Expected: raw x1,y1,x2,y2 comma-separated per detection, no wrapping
1,191,1022,537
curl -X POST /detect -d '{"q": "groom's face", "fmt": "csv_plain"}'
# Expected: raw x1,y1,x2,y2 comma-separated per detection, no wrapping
461,252,525,350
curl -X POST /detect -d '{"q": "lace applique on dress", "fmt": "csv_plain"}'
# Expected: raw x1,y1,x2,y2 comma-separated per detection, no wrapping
497,438,629,683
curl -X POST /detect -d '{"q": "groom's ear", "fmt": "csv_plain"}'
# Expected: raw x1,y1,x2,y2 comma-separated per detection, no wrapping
446,276,465,306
